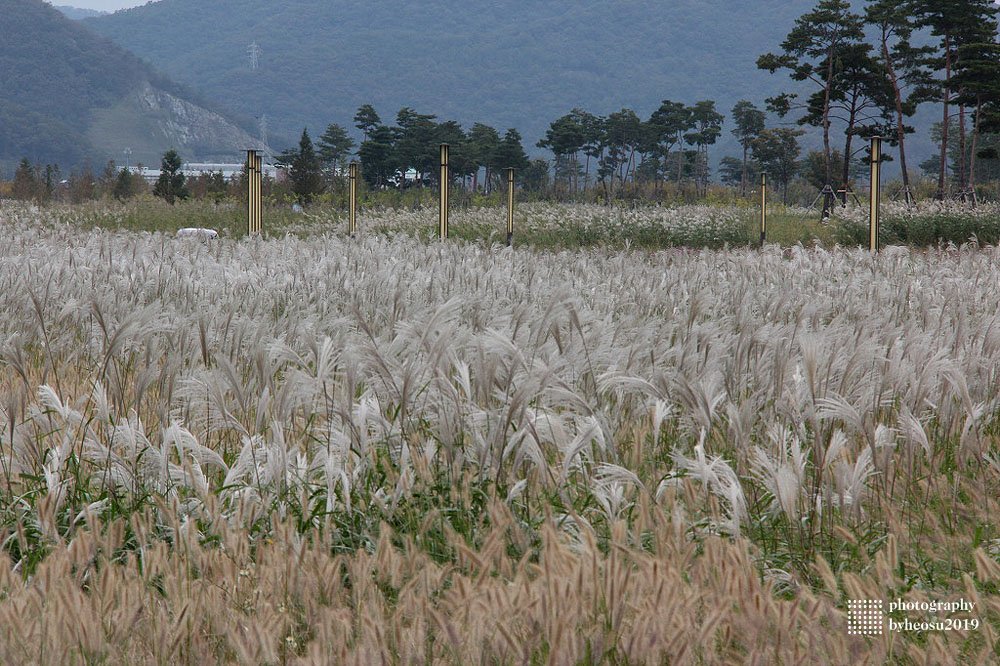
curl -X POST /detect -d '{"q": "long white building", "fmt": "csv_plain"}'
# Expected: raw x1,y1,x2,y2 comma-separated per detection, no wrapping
128,162,282,183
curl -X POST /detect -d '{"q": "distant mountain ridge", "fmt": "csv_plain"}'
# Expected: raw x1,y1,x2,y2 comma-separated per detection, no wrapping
84,0,834,163
1,0,269,173
53,4,107,20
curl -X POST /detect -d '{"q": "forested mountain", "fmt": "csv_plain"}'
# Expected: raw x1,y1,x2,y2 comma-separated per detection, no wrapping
1,0,267,173
85,0,839,162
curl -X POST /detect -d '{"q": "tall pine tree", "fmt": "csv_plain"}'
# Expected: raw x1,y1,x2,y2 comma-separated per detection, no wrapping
913,0,999,197
758,0,865,217
866,0,932,204
280,129,325,204
153,149,187,204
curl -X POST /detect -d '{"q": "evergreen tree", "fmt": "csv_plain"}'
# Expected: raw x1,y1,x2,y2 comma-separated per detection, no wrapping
685,100,724,196
493,129,530,173
576,110,604,189
467,123,501,192
153,149,187,204
113,167,135,201
752,128,804,203
316,123,355,176
600,109,644,195
913,0,999,197
538,112,586,193
720,155,760,188
731,100,766,196
283,128,325,204
758,0,865,216
801,44,896,200
949,19,1000,196
12,157,37,201
392,108,438,182
435,120,473,184
357,125,397,188
353,104,381,141
866,0,932,203
647,100,694,188
521,158,550,193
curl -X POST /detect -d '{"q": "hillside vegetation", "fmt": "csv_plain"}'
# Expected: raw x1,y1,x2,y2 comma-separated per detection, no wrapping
0,0,264,172
85,0,815,156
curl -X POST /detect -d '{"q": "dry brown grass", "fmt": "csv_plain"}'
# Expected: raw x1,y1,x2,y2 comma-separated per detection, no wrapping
6,498,995,665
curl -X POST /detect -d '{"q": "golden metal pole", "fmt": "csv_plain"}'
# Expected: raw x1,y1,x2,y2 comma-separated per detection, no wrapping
348,161,358,236
246,150,262,236
869,137,881,252
506,167,514,246
254,152,261,235
246,150,252,235
760,172,767,245
439,144,449,241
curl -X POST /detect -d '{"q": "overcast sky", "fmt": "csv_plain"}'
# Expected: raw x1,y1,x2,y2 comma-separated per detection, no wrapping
49,0,148,11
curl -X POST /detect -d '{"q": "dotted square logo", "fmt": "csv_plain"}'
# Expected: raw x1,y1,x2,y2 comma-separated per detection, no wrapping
847,599,883,635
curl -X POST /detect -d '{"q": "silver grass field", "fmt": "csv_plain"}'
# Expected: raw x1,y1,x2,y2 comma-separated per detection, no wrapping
1,202,999,664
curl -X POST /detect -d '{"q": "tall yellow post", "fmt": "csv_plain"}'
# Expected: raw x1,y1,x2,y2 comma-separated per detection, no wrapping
439,144,450,241
246,150,262,236
869,137,881,252
348,161,358,236
759,172,767,245
506,167,515,246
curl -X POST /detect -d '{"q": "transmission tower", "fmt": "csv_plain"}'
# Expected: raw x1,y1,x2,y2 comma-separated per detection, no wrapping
245,41,270,160
247,41,261,71
259,114,270,161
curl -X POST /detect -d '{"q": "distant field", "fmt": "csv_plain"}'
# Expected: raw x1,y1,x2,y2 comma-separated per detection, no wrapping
1,203,999,663
44,197,1000,251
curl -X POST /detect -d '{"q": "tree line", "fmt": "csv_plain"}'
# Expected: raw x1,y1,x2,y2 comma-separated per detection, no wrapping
275,0,1000,209
529,0,1000,209
276,105,552,204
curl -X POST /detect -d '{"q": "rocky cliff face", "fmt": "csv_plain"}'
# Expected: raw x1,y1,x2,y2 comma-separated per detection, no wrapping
134,83,269,160
1,0,270,170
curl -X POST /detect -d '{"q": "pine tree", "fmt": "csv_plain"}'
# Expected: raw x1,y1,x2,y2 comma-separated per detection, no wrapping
493,129,530,174
866,0,932,204
758,0,865,217
113,168,135,201
685,100,724,197
647,101,694,189
913,0,999,197
358,125,397,188
467,123,500,192
12,157,37,201
153,149,187,204
353,104,381,142
751,128,804,203
731,100,766,196
537,112,586,193
316,123,355,176
281,128,325,205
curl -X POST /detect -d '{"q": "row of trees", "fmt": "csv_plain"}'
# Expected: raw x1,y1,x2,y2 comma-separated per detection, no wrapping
276,105,549,204
277,101,766,204
758,0,1000,214
536,103,727,198
8,157,147,203
528,0,1000,209
6,151,241,205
